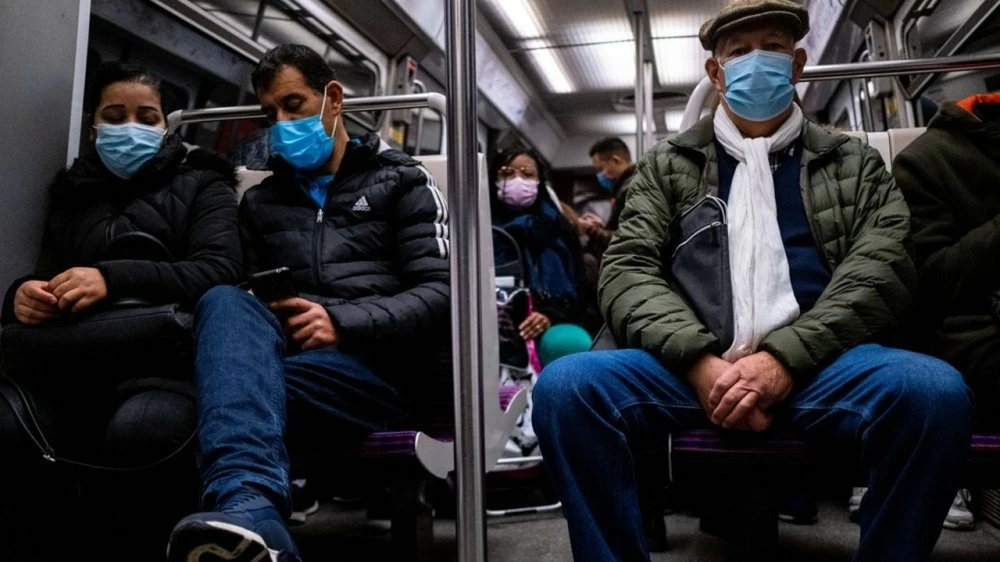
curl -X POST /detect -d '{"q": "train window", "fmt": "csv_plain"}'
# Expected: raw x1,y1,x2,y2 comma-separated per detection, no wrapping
901,0,987,60
402,108,444,156
194,0,383,130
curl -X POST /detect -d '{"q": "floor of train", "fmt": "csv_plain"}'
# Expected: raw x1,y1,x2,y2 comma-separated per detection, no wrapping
292,500,1000,561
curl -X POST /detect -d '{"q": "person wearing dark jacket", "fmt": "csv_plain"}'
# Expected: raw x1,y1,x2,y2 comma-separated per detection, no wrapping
491,147,592,366
0,62,242,560
895,93,1000,427
166,45,450,562
578,137,636,255
531,3,971,561
577,137,637,334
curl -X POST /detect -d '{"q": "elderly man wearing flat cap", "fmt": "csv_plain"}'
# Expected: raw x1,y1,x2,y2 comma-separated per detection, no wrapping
532,1,972,560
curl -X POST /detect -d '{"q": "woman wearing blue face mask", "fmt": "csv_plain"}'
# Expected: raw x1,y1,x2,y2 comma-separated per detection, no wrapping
3,62,242,324
0,62,242,560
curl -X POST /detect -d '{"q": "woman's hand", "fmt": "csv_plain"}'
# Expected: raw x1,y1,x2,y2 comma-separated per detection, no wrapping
48,267,108,313
518,311,551,340
13,280,59,324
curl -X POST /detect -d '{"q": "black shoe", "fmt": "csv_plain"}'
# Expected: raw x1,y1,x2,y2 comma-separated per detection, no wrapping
167,491,301,562
289,480,319,525
778,496,818,525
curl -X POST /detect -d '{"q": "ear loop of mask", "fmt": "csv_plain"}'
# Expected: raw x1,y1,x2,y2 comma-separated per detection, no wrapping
319,83,338,139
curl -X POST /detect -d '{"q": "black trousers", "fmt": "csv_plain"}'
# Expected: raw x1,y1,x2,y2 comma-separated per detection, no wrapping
0,375,200,561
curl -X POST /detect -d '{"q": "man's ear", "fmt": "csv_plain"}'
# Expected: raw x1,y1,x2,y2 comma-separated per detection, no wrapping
706,57,725,95
325,80,344,114
791,48,808,84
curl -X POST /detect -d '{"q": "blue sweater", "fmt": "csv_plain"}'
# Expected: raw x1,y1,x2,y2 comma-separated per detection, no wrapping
716,141,831,312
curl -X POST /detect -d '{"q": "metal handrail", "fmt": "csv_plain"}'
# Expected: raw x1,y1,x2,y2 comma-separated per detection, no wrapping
679,52,1000,132
800,51,1000,82
165,92,447,133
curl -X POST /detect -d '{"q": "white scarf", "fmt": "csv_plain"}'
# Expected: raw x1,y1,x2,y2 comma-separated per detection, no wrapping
713,105,803,362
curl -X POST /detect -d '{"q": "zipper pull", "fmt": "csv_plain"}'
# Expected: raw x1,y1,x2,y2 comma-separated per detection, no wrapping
316,209,324,223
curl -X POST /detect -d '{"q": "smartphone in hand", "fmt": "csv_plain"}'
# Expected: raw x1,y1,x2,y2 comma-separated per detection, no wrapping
247,267,297,302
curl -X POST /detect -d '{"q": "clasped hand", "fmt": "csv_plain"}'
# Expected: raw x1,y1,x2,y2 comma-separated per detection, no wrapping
688,351,794,432
13,267,108,324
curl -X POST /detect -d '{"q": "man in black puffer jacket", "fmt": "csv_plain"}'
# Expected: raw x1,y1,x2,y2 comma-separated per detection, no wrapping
166,45,450,562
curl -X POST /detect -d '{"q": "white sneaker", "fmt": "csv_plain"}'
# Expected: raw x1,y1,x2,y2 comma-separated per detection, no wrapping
848,487,866,522
849,487,974,530
944,489,975,531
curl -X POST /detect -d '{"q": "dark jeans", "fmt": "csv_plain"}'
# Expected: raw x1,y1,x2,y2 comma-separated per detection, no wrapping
532,344,973,562
193,286,409,515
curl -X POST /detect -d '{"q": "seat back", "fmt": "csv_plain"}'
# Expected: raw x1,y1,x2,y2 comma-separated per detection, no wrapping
234,167,273,202
838,127,926,172
412,153,520,475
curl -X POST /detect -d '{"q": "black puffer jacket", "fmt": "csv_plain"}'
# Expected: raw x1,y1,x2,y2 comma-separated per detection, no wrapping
1,133,243,323
895,95,1000,400
240,133,450,356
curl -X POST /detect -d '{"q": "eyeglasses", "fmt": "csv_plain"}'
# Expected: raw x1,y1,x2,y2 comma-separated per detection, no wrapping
498,165,539,180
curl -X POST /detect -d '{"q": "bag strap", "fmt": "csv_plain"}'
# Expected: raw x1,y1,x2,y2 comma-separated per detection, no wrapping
0,374,197,472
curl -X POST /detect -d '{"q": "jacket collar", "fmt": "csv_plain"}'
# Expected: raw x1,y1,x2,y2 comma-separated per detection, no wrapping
932,94,1000,136
668,110,849,162
615,165,636,195
955,93,1000,118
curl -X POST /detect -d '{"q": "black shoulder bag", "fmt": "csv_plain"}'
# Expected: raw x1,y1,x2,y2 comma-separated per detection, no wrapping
668,195,734,350
1,232,194,383
0,231,197,471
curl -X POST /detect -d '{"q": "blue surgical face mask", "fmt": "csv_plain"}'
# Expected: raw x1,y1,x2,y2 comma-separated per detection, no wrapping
270,84,336,171
596,171,616,191
94,122,166,179
722,50,795,122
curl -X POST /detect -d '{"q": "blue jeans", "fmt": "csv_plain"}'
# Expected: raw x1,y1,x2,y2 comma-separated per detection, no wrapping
532,345,973,562
193,286,409,515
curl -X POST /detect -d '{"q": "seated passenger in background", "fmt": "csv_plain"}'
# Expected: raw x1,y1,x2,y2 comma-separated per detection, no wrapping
165,44,450,562
491,147,592,367
531,2,972,561
578,137,635,254
895,93,1000,427
0,62,242,557
577,137,636,334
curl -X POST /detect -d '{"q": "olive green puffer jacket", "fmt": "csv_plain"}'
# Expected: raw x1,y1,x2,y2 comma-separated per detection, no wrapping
599,115,916,382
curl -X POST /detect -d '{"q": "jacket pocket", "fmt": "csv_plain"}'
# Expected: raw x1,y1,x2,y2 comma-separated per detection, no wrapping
669,195,734,350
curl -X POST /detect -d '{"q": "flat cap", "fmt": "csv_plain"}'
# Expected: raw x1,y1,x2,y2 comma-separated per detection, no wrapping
699,0,810,51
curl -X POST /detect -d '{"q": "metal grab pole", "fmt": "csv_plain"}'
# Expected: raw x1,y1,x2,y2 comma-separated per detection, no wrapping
445,0,487,561
643,60,654,150
633,9,646,155
165,93,448,133
801,51,1000,81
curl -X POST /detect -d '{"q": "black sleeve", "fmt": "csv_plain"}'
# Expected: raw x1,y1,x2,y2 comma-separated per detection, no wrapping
238,195,261,276
895,142,1000,314
325,165,451,347
93,174,243,306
